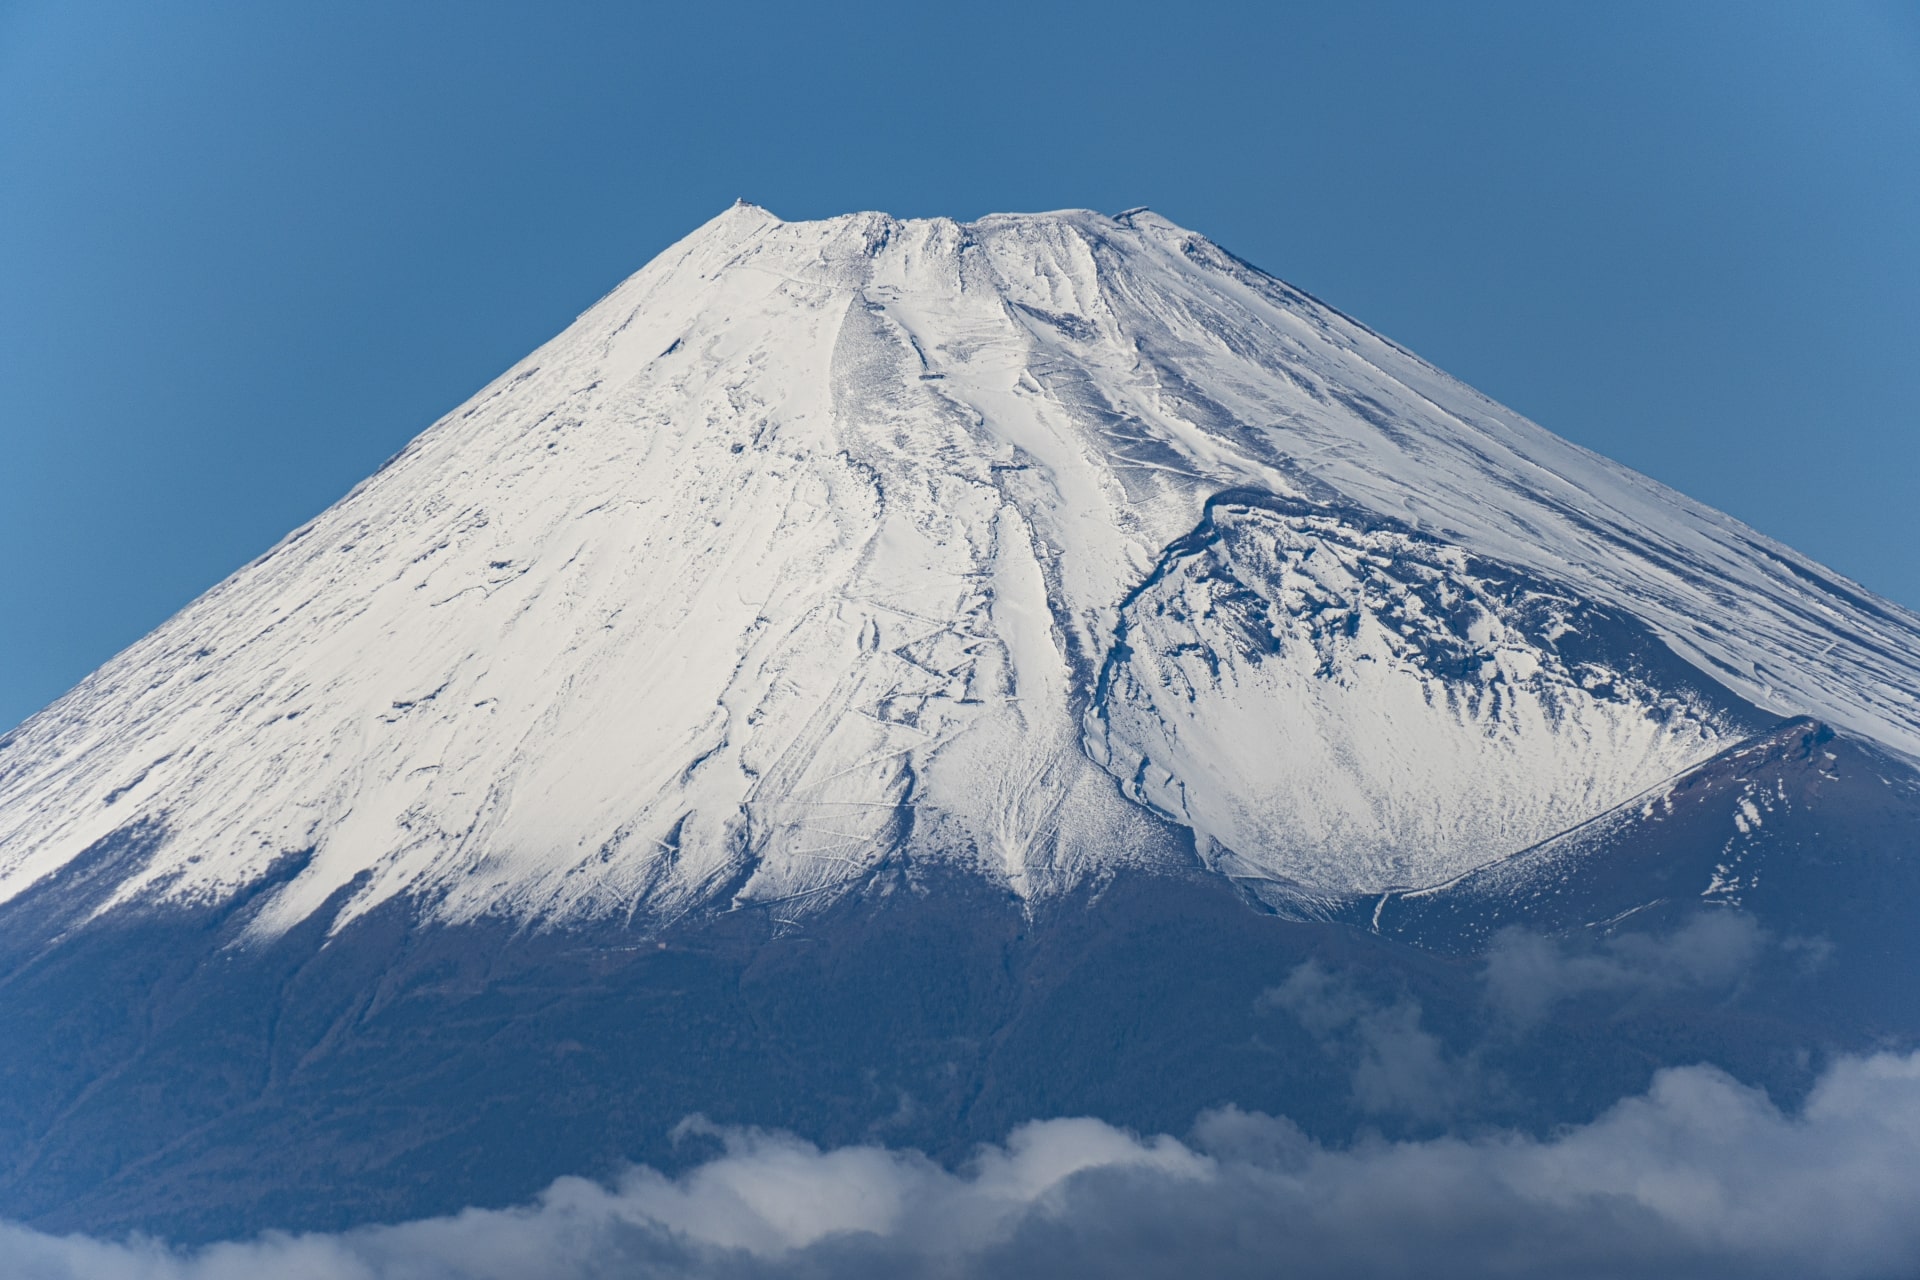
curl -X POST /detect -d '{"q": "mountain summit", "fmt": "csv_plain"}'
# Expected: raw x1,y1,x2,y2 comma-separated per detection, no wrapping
3,206,1918,1241
3,204,1912,934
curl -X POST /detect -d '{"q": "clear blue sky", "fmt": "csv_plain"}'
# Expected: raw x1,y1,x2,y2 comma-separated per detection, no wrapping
2,1,1916,732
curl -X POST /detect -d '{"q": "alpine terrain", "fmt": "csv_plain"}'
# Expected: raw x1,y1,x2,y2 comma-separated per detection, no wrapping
3,204,1917,1241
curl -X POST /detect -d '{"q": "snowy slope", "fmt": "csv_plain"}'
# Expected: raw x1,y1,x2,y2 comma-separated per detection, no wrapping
1,202,1915,935
1089,492,1764,895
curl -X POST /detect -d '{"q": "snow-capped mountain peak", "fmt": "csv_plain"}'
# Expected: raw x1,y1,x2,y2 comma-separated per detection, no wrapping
2,203,1915,936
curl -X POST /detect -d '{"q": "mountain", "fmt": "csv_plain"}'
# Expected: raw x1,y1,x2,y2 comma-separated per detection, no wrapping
1,204,1916,1242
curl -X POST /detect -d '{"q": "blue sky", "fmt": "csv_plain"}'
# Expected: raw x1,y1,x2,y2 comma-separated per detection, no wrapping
2,0,1916,731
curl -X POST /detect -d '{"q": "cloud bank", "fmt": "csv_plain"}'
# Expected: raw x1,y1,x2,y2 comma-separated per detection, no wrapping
9,1049,1920,1280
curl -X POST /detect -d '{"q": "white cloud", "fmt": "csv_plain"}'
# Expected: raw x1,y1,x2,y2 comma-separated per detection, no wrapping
1482,911,1769,1025
8,1052,1920,1279
1263,959,1479,1117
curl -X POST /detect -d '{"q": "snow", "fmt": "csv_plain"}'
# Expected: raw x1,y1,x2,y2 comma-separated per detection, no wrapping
1,202,1915,934
1089,499,1746,893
